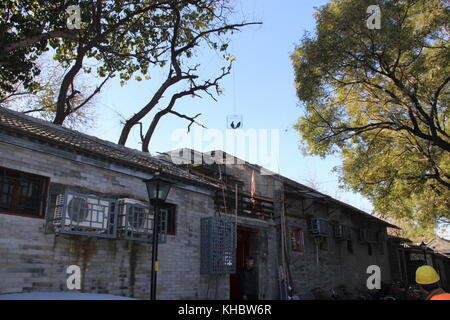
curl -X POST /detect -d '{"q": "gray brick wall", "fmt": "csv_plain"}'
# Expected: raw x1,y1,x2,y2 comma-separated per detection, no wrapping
284,207,392,299
0,142,230,299
0,141,394,300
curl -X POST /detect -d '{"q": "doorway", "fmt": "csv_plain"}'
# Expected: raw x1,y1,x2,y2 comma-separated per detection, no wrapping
230,226,258,300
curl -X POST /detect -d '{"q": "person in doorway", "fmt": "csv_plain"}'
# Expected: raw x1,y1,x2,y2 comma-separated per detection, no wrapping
415,265,450,300
239,256,259,300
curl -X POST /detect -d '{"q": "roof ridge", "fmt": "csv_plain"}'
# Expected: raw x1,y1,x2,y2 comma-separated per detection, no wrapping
0,107,217,188
161,147,398,228
0,107,161,161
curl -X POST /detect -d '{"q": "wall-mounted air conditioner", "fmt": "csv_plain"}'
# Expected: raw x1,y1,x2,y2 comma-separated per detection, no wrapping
118,198,152,234
53,193,65,224
334,224,351,240
309,218,329,236
53,192,110,230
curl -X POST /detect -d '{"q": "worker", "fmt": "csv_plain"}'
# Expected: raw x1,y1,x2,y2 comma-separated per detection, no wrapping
415,265,450,300
239,256,259,300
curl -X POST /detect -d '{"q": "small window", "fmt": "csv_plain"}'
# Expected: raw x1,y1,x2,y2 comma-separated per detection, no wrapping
368,244,373,256
0,167,48,218
290,227,304,252
347,240,353,254
160,203,176,235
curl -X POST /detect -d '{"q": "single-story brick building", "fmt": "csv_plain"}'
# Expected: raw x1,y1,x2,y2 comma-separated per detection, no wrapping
0,107,398,299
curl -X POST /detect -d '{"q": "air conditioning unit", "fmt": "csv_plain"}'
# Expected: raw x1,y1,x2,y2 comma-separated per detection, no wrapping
334,224,349,240
52,193,66,224
309,218,329,236
118,198,152,234
53,193,110,230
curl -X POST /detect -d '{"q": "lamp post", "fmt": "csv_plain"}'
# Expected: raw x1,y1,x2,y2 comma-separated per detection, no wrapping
420,242,429,265
143,173,173,300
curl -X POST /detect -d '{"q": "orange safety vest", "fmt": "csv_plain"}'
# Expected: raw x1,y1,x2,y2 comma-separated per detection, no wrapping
430,293,450,300
426,288,450,300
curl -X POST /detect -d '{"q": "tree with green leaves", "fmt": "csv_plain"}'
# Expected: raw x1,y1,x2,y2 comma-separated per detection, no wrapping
1,0,172,123
117,1,259,151
387,217,439,243
0,1,70,96
0,53,100,130
47,0,177,125
1,1,257,150
291,0,449,231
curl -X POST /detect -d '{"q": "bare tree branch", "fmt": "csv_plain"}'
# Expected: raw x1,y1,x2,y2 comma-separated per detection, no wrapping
117,3,258,147
169,110,206,132
141,63,231,152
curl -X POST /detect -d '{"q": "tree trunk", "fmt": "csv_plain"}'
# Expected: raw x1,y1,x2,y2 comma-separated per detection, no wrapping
117,76,184,146
141,111,166,153
53,54,84,125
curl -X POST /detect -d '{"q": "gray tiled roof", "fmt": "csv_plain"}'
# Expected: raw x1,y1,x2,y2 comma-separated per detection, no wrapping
0,107,219,188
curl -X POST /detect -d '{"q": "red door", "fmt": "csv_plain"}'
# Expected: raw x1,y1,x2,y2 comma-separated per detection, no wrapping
230,226,257,300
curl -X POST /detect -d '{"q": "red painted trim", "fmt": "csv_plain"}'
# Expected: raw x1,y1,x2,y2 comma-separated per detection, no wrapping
237,225,259,233
0,211,44,219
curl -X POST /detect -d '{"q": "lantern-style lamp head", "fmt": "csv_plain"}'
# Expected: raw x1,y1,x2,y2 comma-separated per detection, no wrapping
144,173,173,205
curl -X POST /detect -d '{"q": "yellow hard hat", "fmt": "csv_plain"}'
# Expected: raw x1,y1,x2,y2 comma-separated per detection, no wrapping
416,265,440,285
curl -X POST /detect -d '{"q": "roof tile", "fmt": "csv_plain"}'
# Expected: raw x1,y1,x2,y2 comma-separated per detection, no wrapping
0,107,218,188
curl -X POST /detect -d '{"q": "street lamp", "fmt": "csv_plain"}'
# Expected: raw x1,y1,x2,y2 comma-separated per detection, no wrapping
419,242,429,265
143,173,173,300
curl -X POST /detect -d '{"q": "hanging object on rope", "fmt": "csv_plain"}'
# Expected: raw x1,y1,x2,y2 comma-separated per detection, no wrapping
227,45,242,130
227,114,243,129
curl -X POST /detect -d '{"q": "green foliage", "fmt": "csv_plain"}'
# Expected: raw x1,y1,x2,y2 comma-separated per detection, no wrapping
387,217,439,244
0,1,238,123
0,1,64,95
1,54,98,130
291,0,450,230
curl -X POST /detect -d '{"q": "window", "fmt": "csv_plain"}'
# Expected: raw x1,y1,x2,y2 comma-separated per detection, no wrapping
368,244,373,256
0,167,48,218
347,240,354,254
290,227,304,252
160,203,176,235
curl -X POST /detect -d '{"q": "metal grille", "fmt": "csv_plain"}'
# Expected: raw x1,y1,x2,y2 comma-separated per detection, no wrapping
45,191,118,239
200,216,236,274
309,218,330,236
45,191,167,242
121,202,167,243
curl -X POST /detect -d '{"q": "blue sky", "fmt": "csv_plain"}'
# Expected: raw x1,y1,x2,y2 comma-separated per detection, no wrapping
88,0,373,213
